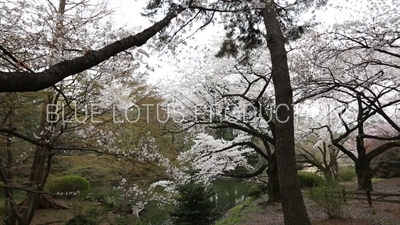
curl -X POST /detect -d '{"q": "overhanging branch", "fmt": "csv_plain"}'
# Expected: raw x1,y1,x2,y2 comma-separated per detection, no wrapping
0,7,185,92
223,163,267,178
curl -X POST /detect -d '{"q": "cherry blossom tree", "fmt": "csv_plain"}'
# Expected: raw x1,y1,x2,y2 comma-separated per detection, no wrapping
162,44,284,203
1,0,350,224
0,0,166,224
292,2,400,190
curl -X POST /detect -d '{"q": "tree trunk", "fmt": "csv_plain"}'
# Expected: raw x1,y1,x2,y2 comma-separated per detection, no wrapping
1,123,19,225
19,194,68,209
328,145,339,181
8,146,68,225
356,163,373,191
13,194,68,225
5,99,68,225
262,1,311,224
266,153,280,204
321,169,333,183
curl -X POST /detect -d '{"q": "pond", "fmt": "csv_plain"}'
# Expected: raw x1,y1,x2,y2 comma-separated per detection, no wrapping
89,178,253,224
0,179,252,224
211,179,252,211
90,179,251,206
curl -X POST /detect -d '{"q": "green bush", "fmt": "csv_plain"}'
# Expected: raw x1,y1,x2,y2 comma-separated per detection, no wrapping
170,182,220,225
138,203,173,225
298,171,324,188
338,168,356,181
309,183,345,218
247,186,263,198
46,175,90,198
65,215,95,225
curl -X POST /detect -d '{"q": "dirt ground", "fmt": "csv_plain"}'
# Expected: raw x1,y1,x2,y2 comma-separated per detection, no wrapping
242,177,400,225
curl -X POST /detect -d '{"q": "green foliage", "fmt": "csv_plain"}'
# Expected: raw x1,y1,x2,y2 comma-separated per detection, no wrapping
170,182,219,225
372,177,383,184
0,205,5,216
215,39,239,58
298,171,324,188
145,0,163,11
247,186,263,198
373,161,400,178
138,203,173,225
113,215,130,225
67,202,105,224
65,215,95,225
214,197,256,225
45,175,90,197
338,168,357,181
309,183,345,218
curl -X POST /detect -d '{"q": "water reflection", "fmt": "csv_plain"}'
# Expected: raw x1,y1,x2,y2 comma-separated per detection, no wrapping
211,179,251,211
87,178,251,213
0,179,252,224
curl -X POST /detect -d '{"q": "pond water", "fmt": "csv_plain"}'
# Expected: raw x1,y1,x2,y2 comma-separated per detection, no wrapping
89,178,252,224
0,179,252,224
211,179,252,211
90,179,251,207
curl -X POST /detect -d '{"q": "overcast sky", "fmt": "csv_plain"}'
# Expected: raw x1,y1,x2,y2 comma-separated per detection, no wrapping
108,0,225,85
109,0,150,28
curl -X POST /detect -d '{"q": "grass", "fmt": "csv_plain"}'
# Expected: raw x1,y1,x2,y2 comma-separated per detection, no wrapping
215,197,258,225
0,198,111,225
371,178,383,184
339,177,383,191
50,153,166,181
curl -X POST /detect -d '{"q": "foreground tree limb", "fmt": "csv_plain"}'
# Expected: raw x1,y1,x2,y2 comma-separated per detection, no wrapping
0,7,185,92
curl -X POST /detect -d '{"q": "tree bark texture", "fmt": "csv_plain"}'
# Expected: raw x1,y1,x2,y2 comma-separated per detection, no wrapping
266,153,280,204
262,1,311,224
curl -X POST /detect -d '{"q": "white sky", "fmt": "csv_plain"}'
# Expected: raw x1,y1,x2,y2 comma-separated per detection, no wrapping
109,0,150,29
108,0,224,85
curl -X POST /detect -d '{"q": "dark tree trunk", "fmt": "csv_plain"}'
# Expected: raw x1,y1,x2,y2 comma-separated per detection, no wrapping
354,94,373,191
356,162,373,191
266,153,280,204
262,1,311,224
